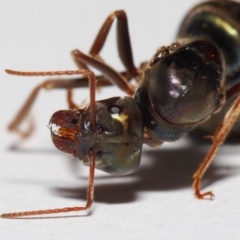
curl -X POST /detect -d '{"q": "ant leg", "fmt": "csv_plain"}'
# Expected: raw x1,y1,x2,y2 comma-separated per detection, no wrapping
8,10,138,137
67,89,78,109
7,69,133,138
6,69,97,138
193,89,240,199
88,10,138,78
1,151,95,218
69,46,90,109
72,49,134,95
47,9,140,109
71,10,140,95
2,70,97,218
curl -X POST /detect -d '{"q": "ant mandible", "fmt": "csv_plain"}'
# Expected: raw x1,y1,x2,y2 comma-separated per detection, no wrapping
2,0,240,218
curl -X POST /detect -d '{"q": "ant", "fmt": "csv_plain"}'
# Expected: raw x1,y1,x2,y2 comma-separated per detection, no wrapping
2,0,240,218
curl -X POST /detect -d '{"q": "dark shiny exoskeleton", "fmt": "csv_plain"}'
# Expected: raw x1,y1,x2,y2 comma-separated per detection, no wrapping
3,0,240,218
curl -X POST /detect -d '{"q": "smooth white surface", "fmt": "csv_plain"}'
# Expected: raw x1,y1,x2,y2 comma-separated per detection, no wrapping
0,1,240,240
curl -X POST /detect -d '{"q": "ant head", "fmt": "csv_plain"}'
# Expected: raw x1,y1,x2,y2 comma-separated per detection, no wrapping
49,96,143,175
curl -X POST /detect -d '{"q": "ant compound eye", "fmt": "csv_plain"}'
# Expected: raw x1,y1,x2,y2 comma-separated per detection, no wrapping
71,119,78,125
107,105,122,114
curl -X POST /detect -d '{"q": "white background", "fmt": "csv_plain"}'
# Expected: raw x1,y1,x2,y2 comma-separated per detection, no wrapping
0,1,240,240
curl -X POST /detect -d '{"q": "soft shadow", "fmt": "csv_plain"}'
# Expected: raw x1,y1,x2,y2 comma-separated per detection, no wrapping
6,146,58,155
189,131,240,144
51,140,240,204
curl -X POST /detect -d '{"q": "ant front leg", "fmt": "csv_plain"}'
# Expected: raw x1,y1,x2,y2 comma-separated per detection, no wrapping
2,69,98,218
1,151,96,218
193,83,240,199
